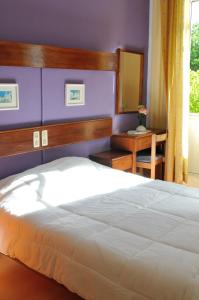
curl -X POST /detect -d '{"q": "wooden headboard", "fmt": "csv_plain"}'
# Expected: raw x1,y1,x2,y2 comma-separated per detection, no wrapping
0,118,112,158
0,40,117,71
0,41,114,159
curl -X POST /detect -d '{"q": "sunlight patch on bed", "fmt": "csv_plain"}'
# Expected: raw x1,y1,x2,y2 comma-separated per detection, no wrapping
0,161,150,217
38,165,149,206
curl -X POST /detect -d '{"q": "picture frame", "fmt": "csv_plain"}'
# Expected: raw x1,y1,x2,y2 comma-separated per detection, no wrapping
0,84,19,110
65,84,85,106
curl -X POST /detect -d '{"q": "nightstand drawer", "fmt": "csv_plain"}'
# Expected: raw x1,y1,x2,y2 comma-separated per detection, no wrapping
89,150,132,171
112,155,132,170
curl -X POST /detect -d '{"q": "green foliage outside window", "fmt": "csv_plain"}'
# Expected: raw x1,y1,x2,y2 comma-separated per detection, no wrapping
190,24,199,113
190,70,199,113
191,24,199,71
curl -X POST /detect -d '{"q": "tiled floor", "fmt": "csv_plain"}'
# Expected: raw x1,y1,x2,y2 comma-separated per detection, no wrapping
187,173,199,188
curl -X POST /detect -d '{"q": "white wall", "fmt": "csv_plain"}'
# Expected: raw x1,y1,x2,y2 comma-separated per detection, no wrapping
189,113,199,174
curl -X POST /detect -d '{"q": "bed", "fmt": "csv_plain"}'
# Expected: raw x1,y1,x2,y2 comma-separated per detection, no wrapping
1,156,199,300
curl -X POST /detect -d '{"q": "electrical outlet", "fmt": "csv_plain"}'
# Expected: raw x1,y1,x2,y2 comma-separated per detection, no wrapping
33,131,40,148
42,130,48,146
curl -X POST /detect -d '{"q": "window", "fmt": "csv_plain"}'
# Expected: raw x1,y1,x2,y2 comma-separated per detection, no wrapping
190,0,199,113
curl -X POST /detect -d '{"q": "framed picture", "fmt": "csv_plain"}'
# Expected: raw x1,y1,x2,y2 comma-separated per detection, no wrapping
65,84,85,106
0,84,19,110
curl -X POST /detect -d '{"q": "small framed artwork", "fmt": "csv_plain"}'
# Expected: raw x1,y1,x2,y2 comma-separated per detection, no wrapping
65,84,85,106
0,84,19,110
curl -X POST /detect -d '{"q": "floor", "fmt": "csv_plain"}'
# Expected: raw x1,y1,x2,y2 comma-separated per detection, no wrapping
0,253,83,300
187,173,199,188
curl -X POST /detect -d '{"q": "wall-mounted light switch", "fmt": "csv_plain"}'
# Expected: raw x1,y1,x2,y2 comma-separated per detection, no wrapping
33,131,40,148
42,130,48,147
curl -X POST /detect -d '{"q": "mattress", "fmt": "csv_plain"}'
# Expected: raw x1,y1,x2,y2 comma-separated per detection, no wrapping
1,157,199,300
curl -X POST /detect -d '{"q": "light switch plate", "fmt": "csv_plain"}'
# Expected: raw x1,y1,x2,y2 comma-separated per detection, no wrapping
42,130,48,147
33,131,40,148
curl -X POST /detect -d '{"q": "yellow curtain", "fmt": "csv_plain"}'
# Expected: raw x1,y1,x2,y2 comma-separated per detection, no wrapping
148,0,167,129
148,0,191,183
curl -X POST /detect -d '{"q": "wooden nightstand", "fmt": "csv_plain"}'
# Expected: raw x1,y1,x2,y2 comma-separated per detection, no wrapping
89,150,132,172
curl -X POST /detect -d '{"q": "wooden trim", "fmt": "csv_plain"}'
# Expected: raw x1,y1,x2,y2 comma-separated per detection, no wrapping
0,118,112,158
0,40,117,71
139,53,144,105
115,48,121,114
136,162,151,169
115,48,144,114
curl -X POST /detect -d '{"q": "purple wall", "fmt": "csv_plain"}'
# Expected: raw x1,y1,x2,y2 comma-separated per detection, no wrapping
0,0,149,179
0,0,149,51
42,69,115,122
0,67,42,130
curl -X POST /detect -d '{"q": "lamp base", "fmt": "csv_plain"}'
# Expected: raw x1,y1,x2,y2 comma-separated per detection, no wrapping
136,125,147,132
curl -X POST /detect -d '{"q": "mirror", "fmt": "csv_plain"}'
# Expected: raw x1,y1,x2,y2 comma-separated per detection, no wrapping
116,49,144,114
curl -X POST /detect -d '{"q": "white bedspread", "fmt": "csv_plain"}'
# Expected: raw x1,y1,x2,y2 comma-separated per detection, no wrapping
1,157,199,300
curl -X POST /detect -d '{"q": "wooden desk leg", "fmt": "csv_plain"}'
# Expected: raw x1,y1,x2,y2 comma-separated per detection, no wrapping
132,152,137,174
